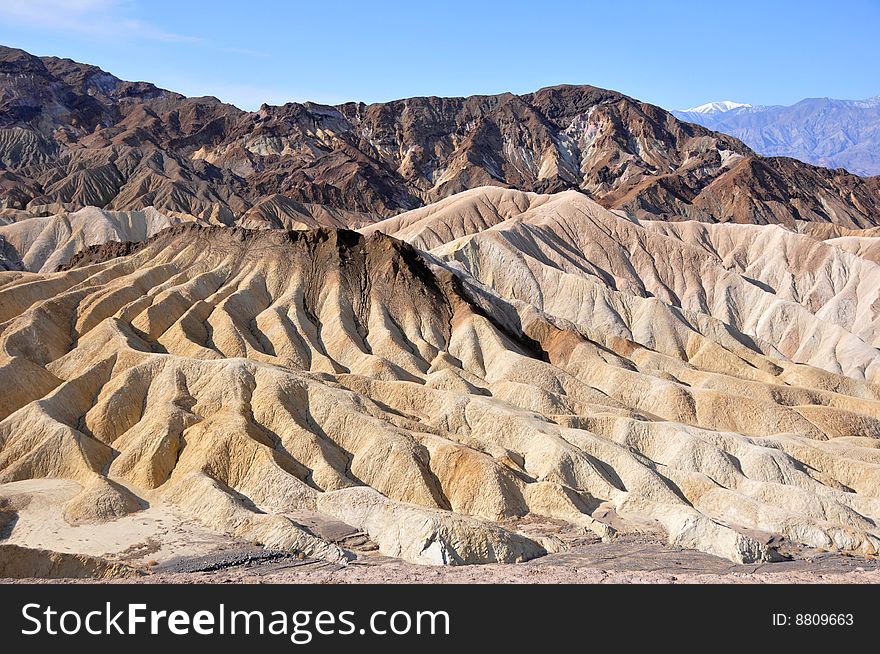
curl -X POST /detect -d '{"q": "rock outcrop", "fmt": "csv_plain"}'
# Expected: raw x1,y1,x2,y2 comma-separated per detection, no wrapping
0,544,138,579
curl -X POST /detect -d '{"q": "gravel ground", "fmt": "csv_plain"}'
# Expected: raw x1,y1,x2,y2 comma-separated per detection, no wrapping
7,534,879,584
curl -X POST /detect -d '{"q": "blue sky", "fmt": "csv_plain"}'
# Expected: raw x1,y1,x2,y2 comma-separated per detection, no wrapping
1,0,878,111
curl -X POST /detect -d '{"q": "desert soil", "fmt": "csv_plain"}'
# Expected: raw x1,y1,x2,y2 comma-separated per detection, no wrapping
7,538,880,584
3,478,878,584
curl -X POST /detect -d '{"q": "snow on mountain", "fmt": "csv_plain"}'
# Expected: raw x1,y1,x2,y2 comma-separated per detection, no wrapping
679,100,752,114
672,96,880,176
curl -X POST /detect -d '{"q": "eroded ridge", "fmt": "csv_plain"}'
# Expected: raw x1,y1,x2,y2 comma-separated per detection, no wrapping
1,208,880,566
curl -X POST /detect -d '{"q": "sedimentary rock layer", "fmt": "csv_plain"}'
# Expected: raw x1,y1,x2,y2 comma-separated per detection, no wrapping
2,190,880,564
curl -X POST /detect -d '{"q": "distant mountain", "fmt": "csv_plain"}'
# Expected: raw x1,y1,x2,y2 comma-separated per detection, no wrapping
674,97,880,176
680,100,751,114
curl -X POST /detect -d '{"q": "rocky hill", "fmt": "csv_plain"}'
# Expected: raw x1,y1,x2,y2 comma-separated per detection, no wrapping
2,44,879,229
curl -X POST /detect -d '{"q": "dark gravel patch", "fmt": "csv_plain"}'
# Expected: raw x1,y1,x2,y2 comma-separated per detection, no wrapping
157,547,297,574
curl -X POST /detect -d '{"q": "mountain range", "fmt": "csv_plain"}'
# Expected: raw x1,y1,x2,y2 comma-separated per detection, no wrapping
2,44,879,238
674,97,880,176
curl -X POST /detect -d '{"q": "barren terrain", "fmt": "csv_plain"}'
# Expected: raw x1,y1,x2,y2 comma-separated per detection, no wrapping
2,188,880,580
3,44,880,583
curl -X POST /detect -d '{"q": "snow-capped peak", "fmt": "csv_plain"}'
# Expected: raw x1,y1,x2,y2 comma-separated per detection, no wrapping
680,100,751,114
854,96,880,109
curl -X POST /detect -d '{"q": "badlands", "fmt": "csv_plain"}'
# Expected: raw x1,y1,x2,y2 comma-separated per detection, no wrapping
3,44,880,582
3,186,880,580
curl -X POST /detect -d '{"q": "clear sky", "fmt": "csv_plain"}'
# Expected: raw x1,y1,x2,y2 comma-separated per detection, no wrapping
1,0,878,111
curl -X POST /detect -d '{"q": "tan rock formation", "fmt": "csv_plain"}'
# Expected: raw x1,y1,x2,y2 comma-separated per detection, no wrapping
0,206,197,272
0,544,137,579
2,189,880,566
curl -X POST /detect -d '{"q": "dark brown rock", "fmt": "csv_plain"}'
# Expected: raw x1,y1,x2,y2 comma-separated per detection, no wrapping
1,45,878,227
